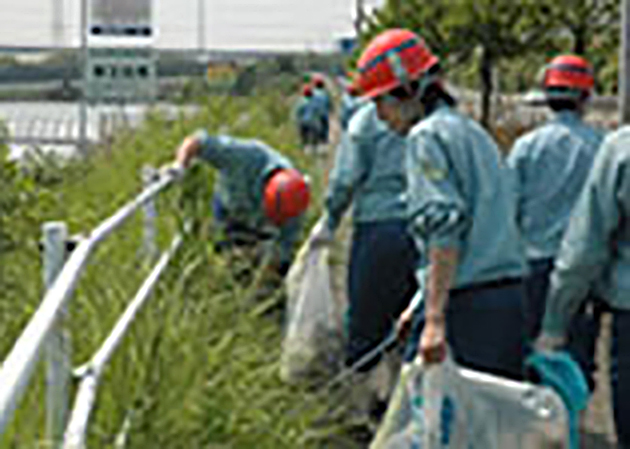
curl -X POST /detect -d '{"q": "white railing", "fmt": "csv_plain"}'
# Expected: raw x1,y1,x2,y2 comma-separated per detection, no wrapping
0,164,184,448
63,233,183,449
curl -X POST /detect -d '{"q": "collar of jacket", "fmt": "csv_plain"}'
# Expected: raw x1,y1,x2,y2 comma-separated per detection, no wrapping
551,109,582,125
424,97,451,118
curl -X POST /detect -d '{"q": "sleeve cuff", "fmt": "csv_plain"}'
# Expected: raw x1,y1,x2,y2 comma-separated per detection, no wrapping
427,233,463,251
540,313,569,339
192,128,210,144
326,213,340,234
192,129,216,161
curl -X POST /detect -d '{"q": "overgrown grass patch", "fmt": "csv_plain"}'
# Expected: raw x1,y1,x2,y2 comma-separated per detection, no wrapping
0,88,335,448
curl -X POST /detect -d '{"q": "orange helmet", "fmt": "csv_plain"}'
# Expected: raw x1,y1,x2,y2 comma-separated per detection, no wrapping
302,84,313,97
263,169,310,225
543,55,594,95
353,29,439,99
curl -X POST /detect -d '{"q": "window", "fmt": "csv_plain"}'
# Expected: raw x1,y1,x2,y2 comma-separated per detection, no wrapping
123,66,134,78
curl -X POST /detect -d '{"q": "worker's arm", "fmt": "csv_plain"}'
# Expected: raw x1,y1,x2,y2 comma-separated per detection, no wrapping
276,216,302,276
421,247,458,363
505,136,530,229
324,132,367,232
293,99,304,123
175,130,235,169
402,130,469,363
175,135,202,168
541,133,629,340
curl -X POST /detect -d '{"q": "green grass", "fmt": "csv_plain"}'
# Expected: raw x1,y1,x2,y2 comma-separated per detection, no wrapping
0,88,337,448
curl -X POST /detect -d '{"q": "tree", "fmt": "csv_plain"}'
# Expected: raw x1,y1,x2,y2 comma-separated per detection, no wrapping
367,0,558,128
546,0,619,55
543,0,620,94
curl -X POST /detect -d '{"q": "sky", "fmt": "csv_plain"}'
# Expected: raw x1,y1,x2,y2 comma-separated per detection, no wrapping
0,0,385,51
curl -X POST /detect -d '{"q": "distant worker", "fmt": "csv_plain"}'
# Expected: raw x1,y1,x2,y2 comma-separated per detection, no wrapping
293,84,321,154
309,79,420,421
348,29,526,379
507,54,605,391
535,126,630,448
172,132,310,277
311,74,332,146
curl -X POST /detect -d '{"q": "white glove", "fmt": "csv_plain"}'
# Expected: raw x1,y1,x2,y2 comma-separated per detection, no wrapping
309,217,334,247
534,333,566,353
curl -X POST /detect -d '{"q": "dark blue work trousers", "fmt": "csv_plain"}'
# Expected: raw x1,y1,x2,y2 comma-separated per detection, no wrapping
346,220,419,372
405,279,526,381
611,310,630,448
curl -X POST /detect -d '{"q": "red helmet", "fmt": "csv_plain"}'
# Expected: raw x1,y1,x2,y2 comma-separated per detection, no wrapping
302,84,313,97
353,29,439,99
543,55,594,93
263,169,310,225
345,83,358,96
312,73,325,88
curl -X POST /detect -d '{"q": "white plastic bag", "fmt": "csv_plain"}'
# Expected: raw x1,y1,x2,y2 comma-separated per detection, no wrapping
280,242,345,382
371,357,570,449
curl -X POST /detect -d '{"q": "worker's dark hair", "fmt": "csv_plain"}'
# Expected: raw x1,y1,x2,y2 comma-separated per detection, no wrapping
421,82,457,113
547,99,580,112
546,88,589,112
385,63,456,111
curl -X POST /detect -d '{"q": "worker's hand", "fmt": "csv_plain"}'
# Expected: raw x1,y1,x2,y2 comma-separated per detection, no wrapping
396,305,415,342
534,333,566,353
175,136,202,168
160,161,185,180
419,316,447,365
309,217,333,248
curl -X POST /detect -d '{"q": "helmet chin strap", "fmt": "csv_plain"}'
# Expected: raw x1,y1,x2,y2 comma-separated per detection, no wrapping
384,49,442,129
400,74,438,125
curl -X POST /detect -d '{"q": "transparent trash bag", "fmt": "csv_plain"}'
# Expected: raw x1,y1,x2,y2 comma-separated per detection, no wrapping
371,356,570,449
281,242,344,382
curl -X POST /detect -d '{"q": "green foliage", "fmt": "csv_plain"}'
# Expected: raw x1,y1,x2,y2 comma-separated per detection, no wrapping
0,87,336,448
363,0,621,122
370,0,556,64
0,55,19,66
367,0,561,125
545,0,619,55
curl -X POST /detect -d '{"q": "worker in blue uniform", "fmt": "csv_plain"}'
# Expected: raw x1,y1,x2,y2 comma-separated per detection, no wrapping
347,28,527,379
173,131,310,277
536,127,630,448
507,54,606,391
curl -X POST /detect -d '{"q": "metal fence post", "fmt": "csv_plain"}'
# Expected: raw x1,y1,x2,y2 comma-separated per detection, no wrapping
141,165,158,260
43,222,71,447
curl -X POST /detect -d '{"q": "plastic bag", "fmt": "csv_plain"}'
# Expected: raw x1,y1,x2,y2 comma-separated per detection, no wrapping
371,356,570,449
280,242,345,382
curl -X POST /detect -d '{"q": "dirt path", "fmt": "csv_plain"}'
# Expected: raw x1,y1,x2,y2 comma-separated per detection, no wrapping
582,314,617,448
